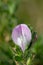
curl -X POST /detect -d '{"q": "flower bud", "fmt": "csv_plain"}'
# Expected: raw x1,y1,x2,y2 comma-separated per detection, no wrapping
12,24,32,52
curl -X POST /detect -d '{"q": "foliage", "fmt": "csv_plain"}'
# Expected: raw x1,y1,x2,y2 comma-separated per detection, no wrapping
0,0,43,65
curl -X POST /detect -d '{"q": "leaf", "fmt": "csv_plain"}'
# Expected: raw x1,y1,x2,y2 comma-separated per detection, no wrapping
15,56,22,62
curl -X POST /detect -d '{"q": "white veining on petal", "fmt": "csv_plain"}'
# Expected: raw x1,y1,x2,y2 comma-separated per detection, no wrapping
17,35,27,52
21,24,32,44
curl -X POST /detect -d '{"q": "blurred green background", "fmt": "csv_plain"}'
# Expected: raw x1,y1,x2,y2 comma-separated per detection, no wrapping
0,0,43,65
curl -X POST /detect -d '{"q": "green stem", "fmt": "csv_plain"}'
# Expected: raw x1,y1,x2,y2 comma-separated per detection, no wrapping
22,53,26,65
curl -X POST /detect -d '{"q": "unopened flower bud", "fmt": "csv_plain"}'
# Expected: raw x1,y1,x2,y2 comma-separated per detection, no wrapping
12,24,32,52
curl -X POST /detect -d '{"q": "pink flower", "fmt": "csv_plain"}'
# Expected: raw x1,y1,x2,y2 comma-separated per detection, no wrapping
12,24,32,52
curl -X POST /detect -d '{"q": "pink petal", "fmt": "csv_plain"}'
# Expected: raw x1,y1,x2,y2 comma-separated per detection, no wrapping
12,24,32,52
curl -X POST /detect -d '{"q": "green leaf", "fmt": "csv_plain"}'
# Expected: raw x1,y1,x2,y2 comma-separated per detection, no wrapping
15,56,22,62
